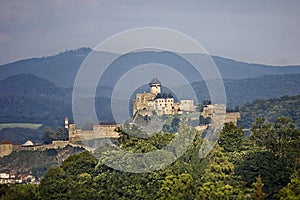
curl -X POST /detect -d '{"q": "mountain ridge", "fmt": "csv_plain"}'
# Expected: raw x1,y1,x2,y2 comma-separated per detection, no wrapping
0,73,299,127
0,48,300,87
0,73,71,100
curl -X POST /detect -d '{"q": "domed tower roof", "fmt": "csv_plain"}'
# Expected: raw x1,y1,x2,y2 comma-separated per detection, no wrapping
149,78,161,85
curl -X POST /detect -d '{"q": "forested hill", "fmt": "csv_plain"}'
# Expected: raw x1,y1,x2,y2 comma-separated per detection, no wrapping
238,95,300,128
0,74,72,127
0,48,300,88
0,48,91,87
0,73,71,99
0,73,300,127
224,74,300,107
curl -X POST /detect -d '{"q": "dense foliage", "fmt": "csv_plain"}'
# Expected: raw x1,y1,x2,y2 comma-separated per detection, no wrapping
42,126,69,144
1,117,298,199
239,95,300,128
0,127,44,144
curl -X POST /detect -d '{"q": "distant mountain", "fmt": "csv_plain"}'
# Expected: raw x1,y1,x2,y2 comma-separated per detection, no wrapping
224,74,300,107
0,72,299,131
130,74,300,108
0,73,71,100
212,56,300,79
0,48,91,87
0,48,300,87
0,74,72,127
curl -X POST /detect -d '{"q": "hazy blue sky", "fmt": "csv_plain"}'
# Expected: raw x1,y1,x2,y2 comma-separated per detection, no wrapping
0,0,299,65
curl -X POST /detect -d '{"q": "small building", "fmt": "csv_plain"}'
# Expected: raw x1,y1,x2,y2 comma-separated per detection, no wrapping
0,173,36,184
201,104,240,125
180,100,196,113
0,173,21,184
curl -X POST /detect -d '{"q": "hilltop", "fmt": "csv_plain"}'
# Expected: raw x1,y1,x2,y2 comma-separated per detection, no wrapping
0,48,300,87
0,73,71,99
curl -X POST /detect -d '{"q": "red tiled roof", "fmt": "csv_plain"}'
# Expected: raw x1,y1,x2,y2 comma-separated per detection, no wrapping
0,139,12,144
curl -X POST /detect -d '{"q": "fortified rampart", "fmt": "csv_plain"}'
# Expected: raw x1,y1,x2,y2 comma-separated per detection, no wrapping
69,123,120,144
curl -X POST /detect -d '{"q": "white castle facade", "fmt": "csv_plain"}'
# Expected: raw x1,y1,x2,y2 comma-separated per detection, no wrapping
133,78,196,116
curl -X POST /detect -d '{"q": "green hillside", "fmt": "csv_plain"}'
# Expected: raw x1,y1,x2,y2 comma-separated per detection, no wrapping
239,95,300,128
1,117,299,200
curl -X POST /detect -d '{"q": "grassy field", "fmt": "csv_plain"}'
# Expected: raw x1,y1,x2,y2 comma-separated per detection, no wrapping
0,123,42,131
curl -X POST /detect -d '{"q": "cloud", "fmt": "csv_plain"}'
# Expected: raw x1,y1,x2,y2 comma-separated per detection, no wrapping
0,0,299,65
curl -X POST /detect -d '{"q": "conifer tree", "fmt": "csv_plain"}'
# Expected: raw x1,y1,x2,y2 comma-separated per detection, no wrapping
253,175,267,200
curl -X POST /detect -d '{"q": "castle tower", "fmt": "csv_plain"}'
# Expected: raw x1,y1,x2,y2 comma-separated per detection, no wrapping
64,117,69,129
149,78,161,95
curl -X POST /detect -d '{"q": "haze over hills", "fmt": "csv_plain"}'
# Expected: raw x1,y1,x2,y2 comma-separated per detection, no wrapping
0,73,300,127
0,48,91,87
0,48,300,88
0,73,71,100
0,47,299,126
0,74,72,127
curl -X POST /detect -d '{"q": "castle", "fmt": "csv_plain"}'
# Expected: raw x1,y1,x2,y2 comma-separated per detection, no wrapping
0,78,240,157
133,78,196,116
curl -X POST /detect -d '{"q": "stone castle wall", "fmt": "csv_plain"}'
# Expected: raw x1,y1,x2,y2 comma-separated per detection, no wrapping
0,144,13,158
69,124,119,144
225,112,241,125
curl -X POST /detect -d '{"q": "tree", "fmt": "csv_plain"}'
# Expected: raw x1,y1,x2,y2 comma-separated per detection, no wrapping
60,151,98,176
198,145,245,200
55,126,69,141
253,175,268,200
235,151,291,198
218,123,244,152
43,127,54,144
43,126,69,143
278,177,300,200
158,173,194,200
72,172,97,199
0,184,40,200
39,167,72,200
249,118,272,147
272,117,300,160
